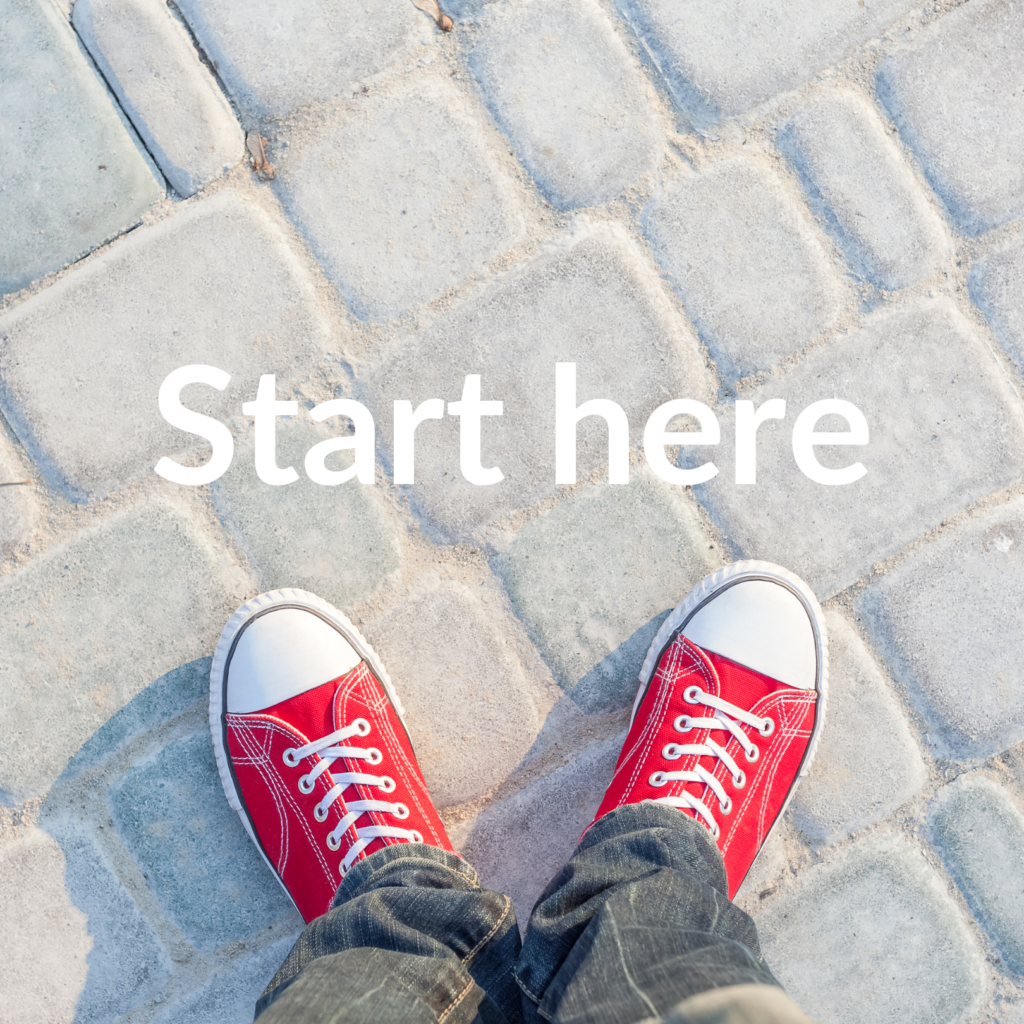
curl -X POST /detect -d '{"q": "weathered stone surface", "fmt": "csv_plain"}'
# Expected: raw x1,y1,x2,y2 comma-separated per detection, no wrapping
0,0,162,296
74,0,244,198
970,232,1024,376
153,935,298,1024
173,0,424,119
364,573,556,808
876,0,1024,235
109,730,297,950
46,823,171,1021
469,0,663,210
451,729,624,924
931,775,1024,975
858,496,1024,761
0,431,37,554
0,189,331,500
0,829,91,1024
758,834,984,1024
618,0,916,129
779,89,947,291
274,74,524,322
494,466,720,710
363,224,710,539
643,158,843,377
790,611,926,845
694,299,1024,598
212,417,400,613
0,503,249,803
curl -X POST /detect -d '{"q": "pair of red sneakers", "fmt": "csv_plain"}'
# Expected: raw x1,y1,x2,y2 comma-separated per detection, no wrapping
210,561,827,922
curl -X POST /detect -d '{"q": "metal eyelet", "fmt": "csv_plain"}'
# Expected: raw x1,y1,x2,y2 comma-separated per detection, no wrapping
662,743,682,761
352,718,371,737
649,772,668,787
391,803,410,819
327,832,342,851
364,747,383,766
710,824,721,840
298,775,315,794
719,796,732,815
683,685,703,704
282,748,300,768
733,770,746,790
410,831,423,843
673,715,694,733
745,744,760,764
314,803,328,822
759,717,775,738
378,776,396,793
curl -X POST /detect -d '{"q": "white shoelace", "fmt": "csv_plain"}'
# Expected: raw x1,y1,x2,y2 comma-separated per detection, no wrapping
647,684,775,840
282,717,423,875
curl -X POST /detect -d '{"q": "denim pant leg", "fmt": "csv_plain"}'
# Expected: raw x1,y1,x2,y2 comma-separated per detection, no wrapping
515,803,783,1024
255,845,524,1024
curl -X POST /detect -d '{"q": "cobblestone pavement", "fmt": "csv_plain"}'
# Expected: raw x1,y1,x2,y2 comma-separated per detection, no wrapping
2,0,1024,1021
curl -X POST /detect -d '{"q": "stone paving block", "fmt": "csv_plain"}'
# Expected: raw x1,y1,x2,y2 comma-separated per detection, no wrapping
451,729,624,924
153,934,297,1024
173,0,424,119
758,834,984,1024
47,822,171,1021
778,89,947,291
274,74,525,322
858,495,1024,762
0,502,249,803
643,158,843,377
469,0,663,210
876,0,1024,235
212,416,400,613
74,0,244,198
617,0,915,129
0,0,163,296
0,829,91,1024
694,298,1024,599
790,611,926,846
970,232,1024,376
0,431,37,555
109,730,297,950
494,465,720,710
364,573,555,808
931,775,1024,975
0,189,331,500
364,224,710,539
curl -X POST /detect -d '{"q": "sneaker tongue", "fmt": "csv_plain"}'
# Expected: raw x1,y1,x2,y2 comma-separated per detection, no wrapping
257,666,365,744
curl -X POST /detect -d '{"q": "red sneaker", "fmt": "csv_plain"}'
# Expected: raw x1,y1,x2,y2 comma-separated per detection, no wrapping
209,589,453,923
588,561,828,898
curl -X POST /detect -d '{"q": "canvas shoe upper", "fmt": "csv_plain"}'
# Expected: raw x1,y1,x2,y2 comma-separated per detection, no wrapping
210,589,453,923
588,561,828,898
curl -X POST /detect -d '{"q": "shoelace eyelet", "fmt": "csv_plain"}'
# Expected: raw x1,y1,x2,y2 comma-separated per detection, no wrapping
352,718,371,737
662,743,683,761
649,771,668,787
392,803,410,819
710,823,721,840
282,748,300,768
378,776,397,794
409,830,423,843
759,717,775,738
745,744,760,764
732,770,746,789
298,774,315,794
314,803,329,823
673,715,695,733
683,685,703,704
719,795,733,815
327,832,342,851
364,747,383,766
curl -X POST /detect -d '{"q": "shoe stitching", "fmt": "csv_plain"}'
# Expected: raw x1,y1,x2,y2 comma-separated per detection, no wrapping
229,719,292,872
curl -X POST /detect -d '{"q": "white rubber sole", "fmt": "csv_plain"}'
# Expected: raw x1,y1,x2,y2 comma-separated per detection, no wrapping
633,560,829,879
208,588,401,907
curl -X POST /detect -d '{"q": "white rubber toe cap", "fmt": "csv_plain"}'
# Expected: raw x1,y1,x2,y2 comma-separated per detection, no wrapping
682,579,817,690
226,607,362,714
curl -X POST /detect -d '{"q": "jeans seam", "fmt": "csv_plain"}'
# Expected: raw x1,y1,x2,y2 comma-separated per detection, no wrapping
514,971,543,1008
437,977,477,1024
461,894,511,968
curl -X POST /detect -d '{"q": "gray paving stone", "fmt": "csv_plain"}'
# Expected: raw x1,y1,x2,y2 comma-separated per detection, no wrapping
469,0,663,210
274,74,525,322
694,299,1024,599
109,730,297,950
778,89,947,291
0,432,37,555
758,834,984,1024
0,189,331,501
153,934,297,1024
643,157,843,378
858,495,1024,762
46,822,172,1021
74,0,244,198
617,0,916,129
364,224,710,539
364,572,555,808
0,502,249,803
494,465,720,711
0,829,92,1024
971,232,1024,377
931,775,1024,975
173,0,424,119
212,417,400,613
876,0,1024,235
790,611,926,846
0,0,163,296
451,729,624,924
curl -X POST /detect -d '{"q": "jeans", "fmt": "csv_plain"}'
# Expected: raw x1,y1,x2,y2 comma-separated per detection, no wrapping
254,804,814,1024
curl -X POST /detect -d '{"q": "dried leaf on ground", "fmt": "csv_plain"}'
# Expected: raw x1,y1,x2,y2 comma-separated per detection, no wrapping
246,131,276,180
412,0,453,32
